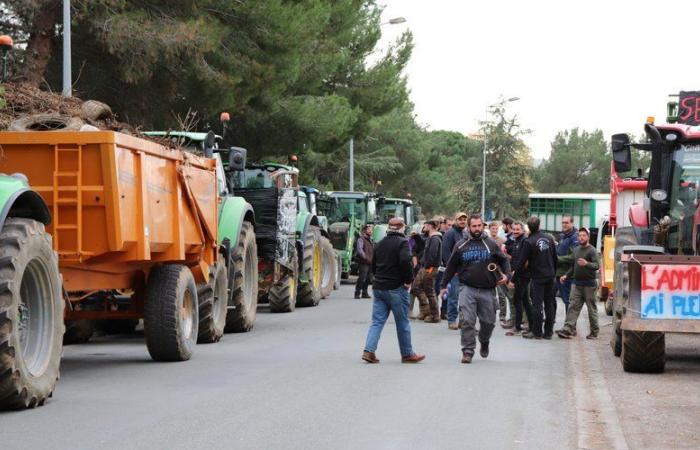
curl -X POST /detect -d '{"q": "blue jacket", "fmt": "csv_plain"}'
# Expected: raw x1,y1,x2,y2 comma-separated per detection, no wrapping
441,225,465,266
557,228,579,257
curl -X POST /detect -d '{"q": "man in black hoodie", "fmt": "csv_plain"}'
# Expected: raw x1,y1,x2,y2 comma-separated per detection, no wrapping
515,216,558,339
440,214,510,364
363,218,425,364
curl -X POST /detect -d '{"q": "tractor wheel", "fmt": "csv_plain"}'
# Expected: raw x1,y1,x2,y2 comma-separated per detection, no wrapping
621,330,666,373
269,256,298,313
319,236,336,299
0,218,63,410
197,255,228,344
297,226,322,307
610,228,635,358
225,221,259,333
63,318,96,344
144,265,198,361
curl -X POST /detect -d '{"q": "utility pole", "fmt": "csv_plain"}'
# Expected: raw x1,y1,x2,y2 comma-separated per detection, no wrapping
62,0,71,97
349,137,354,191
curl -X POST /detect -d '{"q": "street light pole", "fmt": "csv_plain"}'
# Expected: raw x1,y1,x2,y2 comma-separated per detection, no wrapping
62,0,71,97
481,96,520,219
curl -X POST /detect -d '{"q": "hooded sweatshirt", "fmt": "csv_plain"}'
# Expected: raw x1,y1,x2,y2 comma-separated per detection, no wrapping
441,231,511,289
371,230,413,290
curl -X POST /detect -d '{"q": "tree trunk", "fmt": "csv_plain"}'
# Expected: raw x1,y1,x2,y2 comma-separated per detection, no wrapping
22,1,60,87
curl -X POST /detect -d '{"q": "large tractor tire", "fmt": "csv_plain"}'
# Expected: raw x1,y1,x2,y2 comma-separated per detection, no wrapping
225,221,259,333
297,226,322,307
621,330,666,373
269,255,299,313
319,236,336,299
0,218,63,410
144,264,198,361
197,255,228,344
610,227,635,358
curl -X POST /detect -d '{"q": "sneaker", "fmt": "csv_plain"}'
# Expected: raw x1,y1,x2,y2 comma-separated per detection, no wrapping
401,353,426,363
505,329,522,336
461,353,473,364
362,351,379,364
448,323,459,330
479,341,490,358
557,330,573,339
500,319,514,329
586,334,598,340
522,331,542,340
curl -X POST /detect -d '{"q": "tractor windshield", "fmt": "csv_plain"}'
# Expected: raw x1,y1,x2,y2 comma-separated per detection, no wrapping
668,144,700,252
327,197,367,224
377,202,406,223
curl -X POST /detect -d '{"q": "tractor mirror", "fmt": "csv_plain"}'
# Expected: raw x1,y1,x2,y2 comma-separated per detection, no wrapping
203,131,216,158
228,146,247,171
611,133,632,173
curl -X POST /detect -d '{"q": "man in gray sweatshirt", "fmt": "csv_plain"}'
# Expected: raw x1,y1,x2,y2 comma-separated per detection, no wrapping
556,228,600,340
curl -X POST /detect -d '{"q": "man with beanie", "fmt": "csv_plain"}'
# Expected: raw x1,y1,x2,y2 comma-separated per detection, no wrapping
556,228,600,340
440,214,510,364
363,217,425,364
516,216,558,340
441,212,468,330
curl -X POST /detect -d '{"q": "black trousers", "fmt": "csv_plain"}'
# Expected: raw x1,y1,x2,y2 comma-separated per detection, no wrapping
530,278,557,337
355,263,372,295
513,277,533,331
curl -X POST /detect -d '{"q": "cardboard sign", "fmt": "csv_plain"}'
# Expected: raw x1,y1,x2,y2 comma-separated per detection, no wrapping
641,264,700,319
678,91,700,125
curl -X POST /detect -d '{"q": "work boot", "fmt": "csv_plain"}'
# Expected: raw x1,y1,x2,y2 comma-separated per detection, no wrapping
361,292,371,299
586,333,598,340
557,329,573,339
448,323,459,330
401,353,426,363
505,329,522,336
479,341,490,358
522,331,542,340
461,353,473,364
424,315,440,324
501,319,514,329
362,351,379,364
543,334,552,340
354,293,361,299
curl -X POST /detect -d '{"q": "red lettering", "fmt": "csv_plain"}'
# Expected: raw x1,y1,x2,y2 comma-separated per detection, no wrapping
657,269,672,290
694,97,700,124
680,97,694,122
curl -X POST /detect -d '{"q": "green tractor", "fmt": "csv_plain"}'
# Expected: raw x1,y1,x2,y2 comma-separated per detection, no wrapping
320,191,378,279
371,197,416,242
229,163,325,311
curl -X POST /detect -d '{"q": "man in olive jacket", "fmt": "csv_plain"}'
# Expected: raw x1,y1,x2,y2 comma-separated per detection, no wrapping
556,228,600,339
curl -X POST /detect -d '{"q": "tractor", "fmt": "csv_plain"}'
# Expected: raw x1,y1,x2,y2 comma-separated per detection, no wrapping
371,197,416,242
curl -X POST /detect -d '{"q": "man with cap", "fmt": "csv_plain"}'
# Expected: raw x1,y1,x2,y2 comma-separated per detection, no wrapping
412,217,443,323
440,214,510,364
556,227,600,340
441,212,468,330
363,217,426,364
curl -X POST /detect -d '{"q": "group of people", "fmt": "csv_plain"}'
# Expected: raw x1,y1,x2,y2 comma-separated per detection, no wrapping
361,212,601,364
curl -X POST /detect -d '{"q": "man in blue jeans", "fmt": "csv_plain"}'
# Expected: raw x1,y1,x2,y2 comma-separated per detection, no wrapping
442,212,467,330
363,217,425,364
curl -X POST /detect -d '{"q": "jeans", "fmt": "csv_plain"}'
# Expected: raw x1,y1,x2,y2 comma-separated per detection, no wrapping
447,276,459,324
531,279,557,337
355,263,372,296
556,278,573,311
458,285,497,356
364,287,414,357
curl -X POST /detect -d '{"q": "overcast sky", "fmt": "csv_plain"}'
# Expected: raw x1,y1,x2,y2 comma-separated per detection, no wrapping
378,0,700,160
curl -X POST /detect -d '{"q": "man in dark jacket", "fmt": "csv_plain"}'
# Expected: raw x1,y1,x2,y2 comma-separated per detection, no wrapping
516,216,558,339
441,212,468,329
354,224,374,299
440,214,510,364
556,215,578,311
412,218,443,323
363,218,425,364
506,221,533,335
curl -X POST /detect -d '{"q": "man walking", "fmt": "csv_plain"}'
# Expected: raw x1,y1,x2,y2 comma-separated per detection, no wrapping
441,212,468,330
556,215,578,311
354,224,374,299
516,216,557,340
440,214,510,364
506,221,532,335
408,227,428,319
556,228,600,340
363,218,425,364
412,218,443,323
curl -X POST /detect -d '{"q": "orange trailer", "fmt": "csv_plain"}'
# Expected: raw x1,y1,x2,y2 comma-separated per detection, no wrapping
0,131,219,362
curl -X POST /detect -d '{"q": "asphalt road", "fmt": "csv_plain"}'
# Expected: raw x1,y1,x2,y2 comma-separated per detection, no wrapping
2,284,699,449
